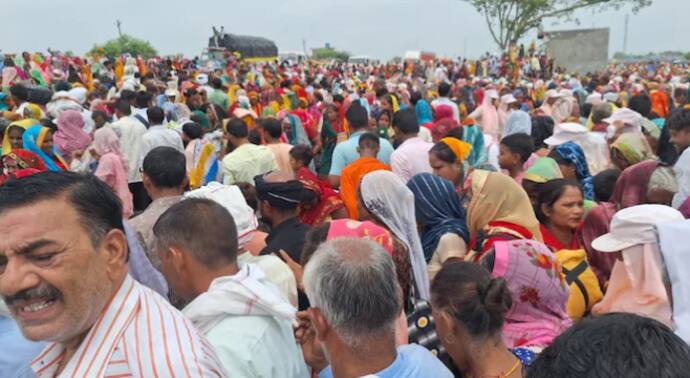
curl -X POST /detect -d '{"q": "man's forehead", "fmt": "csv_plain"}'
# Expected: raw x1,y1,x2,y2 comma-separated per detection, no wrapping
0,200,78,250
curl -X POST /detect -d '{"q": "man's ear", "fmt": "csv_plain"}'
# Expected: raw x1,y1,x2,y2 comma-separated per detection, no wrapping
142,173,152,192
169,246,187,274
308,307,330,341
101,229,129,281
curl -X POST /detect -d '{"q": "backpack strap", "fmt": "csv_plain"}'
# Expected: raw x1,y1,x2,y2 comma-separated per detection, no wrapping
134,114,150,128
562,261,590,309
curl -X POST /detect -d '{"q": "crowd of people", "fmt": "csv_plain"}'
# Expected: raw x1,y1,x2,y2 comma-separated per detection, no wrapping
1,49,690,377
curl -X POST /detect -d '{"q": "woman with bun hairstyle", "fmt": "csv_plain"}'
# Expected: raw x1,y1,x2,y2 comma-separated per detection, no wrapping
431,260,527,378
481,240,572,350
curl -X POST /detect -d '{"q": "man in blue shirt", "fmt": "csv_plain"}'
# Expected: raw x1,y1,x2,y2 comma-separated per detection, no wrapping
298,238,453,378
328,102,394,188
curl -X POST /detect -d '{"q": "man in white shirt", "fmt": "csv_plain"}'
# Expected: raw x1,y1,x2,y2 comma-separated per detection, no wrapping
110,99,149,211
390,108,433,182
141,106,185,162
431,82,459,122
131,91,153,126
154,198,308,377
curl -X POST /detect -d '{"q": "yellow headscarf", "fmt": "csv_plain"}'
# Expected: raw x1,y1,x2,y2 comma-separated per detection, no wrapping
467,170,542,242
23,104,42,120
440,137,472,162
114,59,124,82
227,84,241,105
2,119,36,155
390,95,400,113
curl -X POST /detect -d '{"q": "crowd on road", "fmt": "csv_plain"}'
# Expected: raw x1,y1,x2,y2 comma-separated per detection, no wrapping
1,49,690,377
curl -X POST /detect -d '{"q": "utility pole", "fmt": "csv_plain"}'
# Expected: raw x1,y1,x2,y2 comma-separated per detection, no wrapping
115,19,123,37
463,37,468,59
623,13,629,54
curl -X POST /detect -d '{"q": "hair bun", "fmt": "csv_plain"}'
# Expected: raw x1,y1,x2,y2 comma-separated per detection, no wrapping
482,277,513,317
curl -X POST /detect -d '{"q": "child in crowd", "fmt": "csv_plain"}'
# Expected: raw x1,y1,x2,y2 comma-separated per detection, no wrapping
340,132,390,219
667,109,690,210
499,133,534,184
289,144,313,174
593,168,621,203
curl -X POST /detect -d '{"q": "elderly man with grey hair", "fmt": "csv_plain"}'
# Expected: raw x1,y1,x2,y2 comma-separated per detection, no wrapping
298,237,452,378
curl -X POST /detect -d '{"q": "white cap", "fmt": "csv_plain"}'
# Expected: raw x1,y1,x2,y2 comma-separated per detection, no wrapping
501,94,517,104
586,93,603,105
544,122,587,146
233,108,258,119
486,89,499,100
603,92,620,103
603,108,643,128
545,89,564,99
184,183,258,246
592,205,684,252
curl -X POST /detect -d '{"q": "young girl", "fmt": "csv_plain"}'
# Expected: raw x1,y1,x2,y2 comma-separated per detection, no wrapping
290,144,346,226
376,110,394,140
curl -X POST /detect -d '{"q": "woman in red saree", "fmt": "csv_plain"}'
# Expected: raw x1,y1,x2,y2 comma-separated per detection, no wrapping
296,166,347,226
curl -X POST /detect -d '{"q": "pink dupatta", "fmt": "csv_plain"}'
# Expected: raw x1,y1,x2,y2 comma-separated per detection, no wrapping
55,109,91,157
490,240,572,349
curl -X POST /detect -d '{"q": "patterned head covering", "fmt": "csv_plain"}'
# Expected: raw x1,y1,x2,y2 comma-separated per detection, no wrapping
523,157,563,184
553,142,594,200
407,173,469,261
467,170,543,242
488,240,572,348
326,219,394,256
611,133,656,167
2,149,47,172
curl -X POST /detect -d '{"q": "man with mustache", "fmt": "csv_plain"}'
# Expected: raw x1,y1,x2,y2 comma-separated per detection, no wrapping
0,172,225,377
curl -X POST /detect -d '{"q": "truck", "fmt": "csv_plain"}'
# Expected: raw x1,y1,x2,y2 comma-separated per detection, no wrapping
207,26,278,62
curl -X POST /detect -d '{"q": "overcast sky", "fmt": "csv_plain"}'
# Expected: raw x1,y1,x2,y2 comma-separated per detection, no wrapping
3,0,688,60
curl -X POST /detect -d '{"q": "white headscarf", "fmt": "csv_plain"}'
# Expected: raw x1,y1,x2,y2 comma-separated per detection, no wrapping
360,171,430,300
184,183,258,247
503,110,532,138
658,220,690,343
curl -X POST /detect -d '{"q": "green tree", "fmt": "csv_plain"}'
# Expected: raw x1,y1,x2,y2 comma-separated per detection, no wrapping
462,0,652,50
311,48,350,62
89,34,158,58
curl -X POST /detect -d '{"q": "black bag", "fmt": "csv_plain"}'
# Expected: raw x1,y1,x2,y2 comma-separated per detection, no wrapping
406,285,459,374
